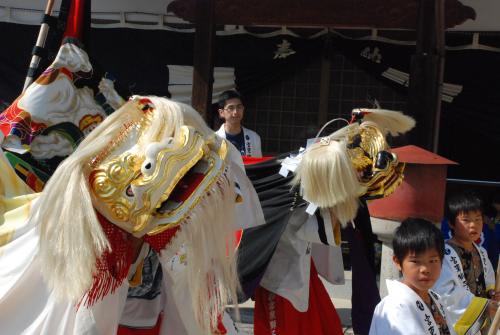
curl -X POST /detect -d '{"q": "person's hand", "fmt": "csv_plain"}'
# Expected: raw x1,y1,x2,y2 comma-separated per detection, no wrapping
487,299,499,318
488,290,500,302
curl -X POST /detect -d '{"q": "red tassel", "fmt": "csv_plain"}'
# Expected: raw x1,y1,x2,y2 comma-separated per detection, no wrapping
82,213,182,306
144,226,180,253
82,213,135,307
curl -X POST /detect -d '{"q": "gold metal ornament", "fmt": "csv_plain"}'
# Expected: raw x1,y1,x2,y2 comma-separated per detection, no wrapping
89,153,144,224
90,119,229,236
147,139,229,235
346,122,405,199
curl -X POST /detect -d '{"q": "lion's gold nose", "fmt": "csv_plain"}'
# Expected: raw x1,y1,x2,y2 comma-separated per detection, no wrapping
132,213,151,236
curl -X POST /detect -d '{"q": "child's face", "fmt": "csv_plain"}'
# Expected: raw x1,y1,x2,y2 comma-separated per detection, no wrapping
452,210,483,243
393,248,442,297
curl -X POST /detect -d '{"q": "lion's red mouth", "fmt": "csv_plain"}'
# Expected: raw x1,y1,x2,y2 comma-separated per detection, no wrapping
155,160,209,214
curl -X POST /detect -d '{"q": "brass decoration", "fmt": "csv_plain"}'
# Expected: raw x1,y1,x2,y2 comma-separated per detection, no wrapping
147,140,229,235
346,122,405,199
89,153,143,224
90,117,230,236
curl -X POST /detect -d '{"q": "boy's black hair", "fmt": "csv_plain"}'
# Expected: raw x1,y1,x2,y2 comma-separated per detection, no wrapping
217,90,243,109
446,191,483,225
393,218,445,264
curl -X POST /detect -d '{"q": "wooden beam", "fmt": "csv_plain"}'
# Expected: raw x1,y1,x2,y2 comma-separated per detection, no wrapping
191,0,215,122
407,0,445,152
168,0,474,29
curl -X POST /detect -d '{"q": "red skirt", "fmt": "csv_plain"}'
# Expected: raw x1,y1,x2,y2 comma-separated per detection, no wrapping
254,262,343,335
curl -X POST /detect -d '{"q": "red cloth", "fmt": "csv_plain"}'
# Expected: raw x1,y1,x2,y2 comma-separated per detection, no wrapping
254,262,343,335
242,156,275,165
0,97,47,145
117,314,162,335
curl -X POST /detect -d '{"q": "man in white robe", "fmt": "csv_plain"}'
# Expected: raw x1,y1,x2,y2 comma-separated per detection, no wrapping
215,90,262,157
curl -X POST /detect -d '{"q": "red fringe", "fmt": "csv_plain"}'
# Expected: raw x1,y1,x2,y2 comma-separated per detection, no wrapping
82,214,182,306
82,213,136,307
144,226,180,253
215,314,228,334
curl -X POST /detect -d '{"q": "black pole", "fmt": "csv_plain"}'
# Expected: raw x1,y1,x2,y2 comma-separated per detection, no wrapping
407,0,445,152
192,0,216,123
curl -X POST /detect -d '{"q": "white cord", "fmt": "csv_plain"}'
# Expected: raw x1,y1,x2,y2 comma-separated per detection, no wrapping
315,118,349,139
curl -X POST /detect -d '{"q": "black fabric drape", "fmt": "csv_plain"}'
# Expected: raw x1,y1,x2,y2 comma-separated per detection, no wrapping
237,154,304,301
344,200,380,335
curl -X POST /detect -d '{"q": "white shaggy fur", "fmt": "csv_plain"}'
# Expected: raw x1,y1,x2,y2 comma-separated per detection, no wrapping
35,100,145,301
293,137,365,226
353,108,416,136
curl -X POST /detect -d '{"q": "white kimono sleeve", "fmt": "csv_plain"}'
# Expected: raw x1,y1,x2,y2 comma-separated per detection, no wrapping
251,132,262,158
294,209,345,285
242,127,262,158
294,208,336,245
230,160,265,230
369,298,426,335
432,257,488,335
159,250,240,335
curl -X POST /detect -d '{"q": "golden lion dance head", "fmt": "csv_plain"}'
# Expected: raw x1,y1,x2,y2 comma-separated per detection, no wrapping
293,108,415,225
88,98,230,236
33,96,238,331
